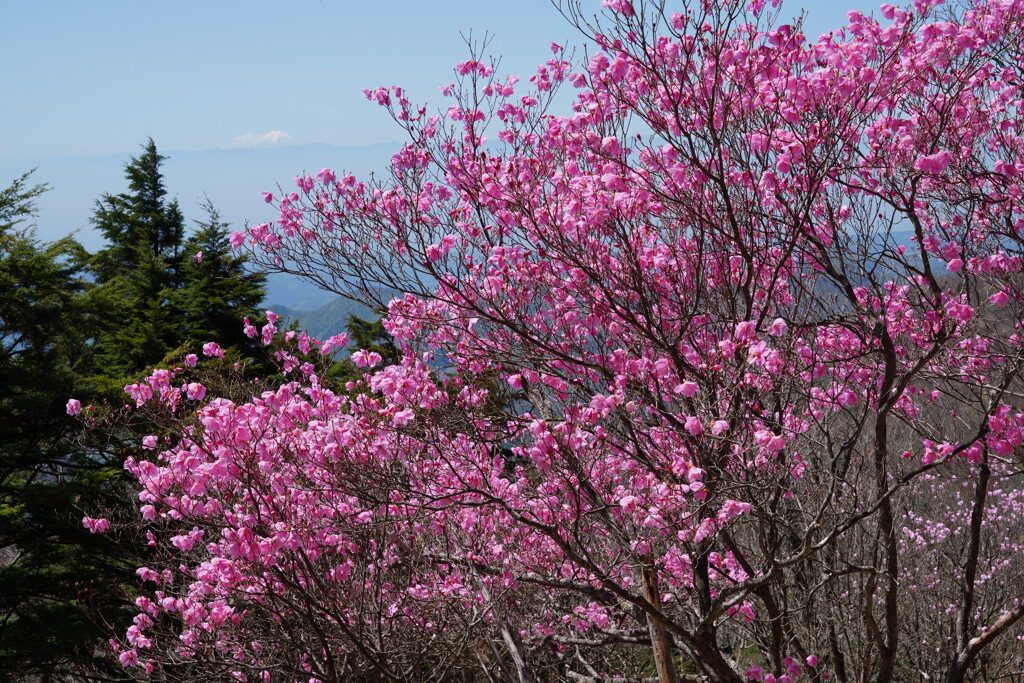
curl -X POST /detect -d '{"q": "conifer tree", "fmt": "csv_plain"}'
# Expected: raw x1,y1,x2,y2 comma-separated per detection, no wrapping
90,140,265,379
0,144,269,679
91,139,184,284
171,198,266,355
90,139,187,377
0,172,127,679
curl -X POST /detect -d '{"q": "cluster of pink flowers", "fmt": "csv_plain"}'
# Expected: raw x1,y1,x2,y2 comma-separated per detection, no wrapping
80,0,1024,679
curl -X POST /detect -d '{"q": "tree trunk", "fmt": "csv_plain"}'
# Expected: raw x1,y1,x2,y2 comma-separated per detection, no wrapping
500,618,539,683
944,447,990,683
641,566,679,683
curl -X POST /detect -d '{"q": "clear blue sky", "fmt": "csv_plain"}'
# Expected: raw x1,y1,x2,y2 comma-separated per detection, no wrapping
2,0,862,159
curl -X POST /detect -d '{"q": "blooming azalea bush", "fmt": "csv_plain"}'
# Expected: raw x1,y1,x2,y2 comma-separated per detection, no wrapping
81,0,1024,680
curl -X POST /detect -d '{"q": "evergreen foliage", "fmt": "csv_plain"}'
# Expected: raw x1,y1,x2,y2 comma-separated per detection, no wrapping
0,141,269,679
90,139,187,378
328,314,399,385
171,198,266,355
0,172,127,679
90,139,265,380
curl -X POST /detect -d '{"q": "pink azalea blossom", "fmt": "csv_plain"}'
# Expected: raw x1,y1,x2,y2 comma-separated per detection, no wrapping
351,349,383,368
990,290,1010,306
915,150,952,174
202,341,224,358
82,517,110,534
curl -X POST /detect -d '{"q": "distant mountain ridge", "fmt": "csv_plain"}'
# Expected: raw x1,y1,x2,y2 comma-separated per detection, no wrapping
267,286,400,340
0,141,401,314
0,142,398,252
268,296,379,340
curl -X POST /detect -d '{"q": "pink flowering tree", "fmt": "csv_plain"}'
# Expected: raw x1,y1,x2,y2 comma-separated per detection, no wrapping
88,0,1024,680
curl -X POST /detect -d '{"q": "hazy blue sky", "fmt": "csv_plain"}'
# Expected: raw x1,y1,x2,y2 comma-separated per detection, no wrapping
3,0,862,159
